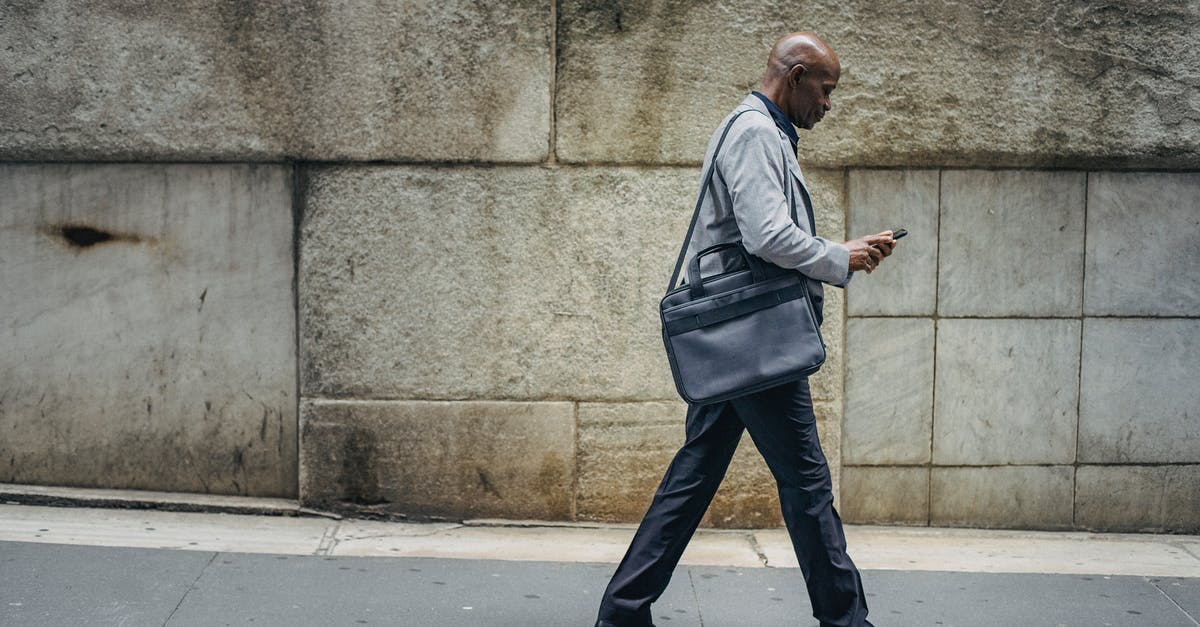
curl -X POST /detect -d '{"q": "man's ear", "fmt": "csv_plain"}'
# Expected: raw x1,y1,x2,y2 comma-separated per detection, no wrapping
789,63,808,85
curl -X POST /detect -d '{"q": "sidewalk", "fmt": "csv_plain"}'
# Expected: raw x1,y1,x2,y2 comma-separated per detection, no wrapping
2,502,1198,626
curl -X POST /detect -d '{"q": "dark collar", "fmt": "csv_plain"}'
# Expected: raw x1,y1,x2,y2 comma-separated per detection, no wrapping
751,91,798,155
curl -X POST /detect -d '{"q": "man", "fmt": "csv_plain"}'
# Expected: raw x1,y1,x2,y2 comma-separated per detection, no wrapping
595,32,895,627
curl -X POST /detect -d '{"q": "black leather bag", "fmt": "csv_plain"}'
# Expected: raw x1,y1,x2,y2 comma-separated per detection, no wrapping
660,111,825,405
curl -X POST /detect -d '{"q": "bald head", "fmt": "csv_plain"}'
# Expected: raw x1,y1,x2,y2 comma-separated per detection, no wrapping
765,32,840,83
759,32,841,131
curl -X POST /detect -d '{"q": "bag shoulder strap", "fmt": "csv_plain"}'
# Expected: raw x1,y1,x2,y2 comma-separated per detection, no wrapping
666,108,755,292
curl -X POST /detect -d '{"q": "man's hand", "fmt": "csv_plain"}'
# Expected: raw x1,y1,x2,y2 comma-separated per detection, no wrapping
844,231,897,273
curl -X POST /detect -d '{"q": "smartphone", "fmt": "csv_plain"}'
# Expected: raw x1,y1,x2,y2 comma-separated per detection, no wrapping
891,228,908,240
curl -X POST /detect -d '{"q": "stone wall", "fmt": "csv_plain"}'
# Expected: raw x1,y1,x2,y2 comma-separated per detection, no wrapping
295,165,846,525
2,1,1196,529
842,170,1200,533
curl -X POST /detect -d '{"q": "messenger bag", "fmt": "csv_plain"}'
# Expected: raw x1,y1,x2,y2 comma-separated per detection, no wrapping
659,110,826,405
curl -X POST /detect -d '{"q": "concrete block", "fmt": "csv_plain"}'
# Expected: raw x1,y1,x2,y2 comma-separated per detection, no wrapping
706,437,784,529
844,318,934,465
1085,172,1200,316
0,164,296,496
1164,465,1200,533
847,170,939,316
802,168,846,403
576,400,841,528
299,400,574,520
815,401,843,505
300,165,846,404
1076,465,1200,533
933,319,1080,465
555,1,1200,167
1,1,550,161
805,168,847,243
576,401,787,528
840,466,930,525
1079,319,1200,463
938,171,1085,316
575,402,683,523
930,466,1074,530
711,399,842,527
810,285,845,403
300,166,688,401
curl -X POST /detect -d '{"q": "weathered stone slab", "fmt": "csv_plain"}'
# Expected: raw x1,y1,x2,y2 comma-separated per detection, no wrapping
1076,465,1200,533
576,402,682,523
300,165,847,403
555,1,1200,167
1163,465,1200,532
938,171,1086,316
806,168,847,243
301,166,684,401
1,1,550,161
299,400,574,520
1085,172,1200,316
1079,319,1200,463
801,169,847,403
0,164,296,496
844,318,935,465
577,400,841,527
847,170,939,316
811,286,846,403
930,466,1074,530
840,466,929,525
933,319,1080,465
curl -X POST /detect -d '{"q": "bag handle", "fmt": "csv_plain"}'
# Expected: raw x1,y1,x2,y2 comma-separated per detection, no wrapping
666,109,755,292
685,242,765,298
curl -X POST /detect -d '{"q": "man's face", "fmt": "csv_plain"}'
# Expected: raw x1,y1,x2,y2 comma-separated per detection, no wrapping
788,62,840,130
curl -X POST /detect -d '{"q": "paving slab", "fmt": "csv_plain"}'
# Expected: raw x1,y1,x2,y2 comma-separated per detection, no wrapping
0,482,301,515
0,541,212,627
755,527,1200,578
3,504,1199,579
0,504,331,555
331,521,763,568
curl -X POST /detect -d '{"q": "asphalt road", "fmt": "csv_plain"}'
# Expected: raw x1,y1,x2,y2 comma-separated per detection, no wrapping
3,540,1198,626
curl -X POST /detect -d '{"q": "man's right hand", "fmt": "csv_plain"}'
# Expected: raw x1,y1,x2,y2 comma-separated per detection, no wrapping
844,232,896,273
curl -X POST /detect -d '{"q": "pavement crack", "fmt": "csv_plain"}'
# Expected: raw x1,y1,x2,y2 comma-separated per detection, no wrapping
688,569,705,627
1149,577,1200,626
162,551,217,626
1170,540,1200,562
315,521,341,555
747,532,770,567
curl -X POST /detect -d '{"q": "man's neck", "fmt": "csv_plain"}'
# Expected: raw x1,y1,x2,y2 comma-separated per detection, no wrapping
756,83,791,122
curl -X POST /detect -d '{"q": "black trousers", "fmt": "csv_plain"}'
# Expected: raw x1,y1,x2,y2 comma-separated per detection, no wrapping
595,378,873,627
